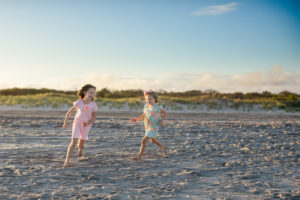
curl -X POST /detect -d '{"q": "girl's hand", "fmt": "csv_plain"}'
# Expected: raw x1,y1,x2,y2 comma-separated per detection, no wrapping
159,120,164,127
83,122,89,127
63,122,68,129
130,118,137,123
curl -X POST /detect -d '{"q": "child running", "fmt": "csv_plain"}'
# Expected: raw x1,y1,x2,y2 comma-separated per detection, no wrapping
63,84,98,167
130,89,167,160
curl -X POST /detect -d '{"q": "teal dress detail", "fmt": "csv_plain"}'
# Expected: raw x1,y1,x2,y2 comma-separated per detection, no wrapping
143,104,163,138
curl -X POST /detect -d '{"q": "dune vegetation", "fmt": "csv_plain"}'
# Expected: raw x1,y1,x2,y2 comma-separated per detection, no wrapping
0,88,299,112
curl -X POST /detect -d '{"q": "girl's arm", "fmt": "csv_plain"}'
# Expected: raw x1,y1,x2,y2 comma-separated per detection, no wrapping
160,108,167,120
130,113,145,123
83,112,97,127
159,108,167,126
63,106,76,128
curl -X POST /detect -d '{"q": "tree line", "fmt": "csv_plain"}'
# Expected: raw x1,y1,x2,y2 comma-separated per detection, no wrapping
0,87,299,100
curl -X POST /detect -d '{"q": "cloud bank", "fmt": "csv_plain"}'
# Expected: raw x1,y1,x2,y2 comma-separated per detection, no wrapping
0,66,299,94
191,2,239,16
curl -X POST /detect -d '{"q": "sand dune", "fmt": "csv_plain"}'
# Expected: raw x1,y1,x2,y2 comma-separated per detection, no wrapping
0,110,299,199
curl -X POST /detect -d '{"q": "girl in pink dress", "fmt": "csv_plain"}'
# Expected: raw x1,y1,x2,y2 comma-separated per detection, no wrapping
63,84,98,167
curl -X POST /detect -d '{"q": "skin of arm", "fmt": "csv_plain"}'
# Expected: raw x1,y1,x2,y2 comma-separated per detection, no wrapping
159,108,167,126
63,106,76,128
130,113,146,123
160,108,167,120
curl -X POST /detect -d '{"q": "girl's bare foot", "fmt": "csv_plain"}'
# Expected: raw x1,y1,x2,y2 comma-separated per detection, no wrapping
132,156,141,161
63,162,69,168
163,147,168,158
78,149,83,157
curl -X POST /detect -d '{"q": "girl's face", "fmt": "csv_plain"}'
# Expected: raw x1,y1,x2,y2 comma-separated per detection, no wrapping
84,88,96,100
145,94,155,105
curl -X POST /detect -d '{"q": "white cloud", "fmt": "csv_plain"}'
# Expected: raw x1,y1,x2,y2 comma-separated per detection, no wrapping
191,2,239,16
0,65,299,94
80,65,300,93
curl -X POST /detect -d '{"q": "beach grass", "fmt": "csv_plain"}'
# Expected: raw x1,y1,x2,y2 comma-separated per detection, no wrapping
0,88,299,112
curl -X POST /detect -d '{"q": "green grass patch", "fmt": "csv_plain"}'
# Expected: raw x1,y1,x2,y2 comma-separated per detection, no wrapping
0,92,299,112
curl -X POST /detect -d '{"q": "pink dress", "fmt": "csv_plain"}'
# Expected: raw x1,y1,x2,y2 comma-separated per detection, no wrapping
72,100,98,140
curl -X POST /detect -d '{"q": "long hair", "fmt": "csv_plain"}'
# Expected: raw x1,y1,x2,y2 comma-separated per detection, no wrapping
77,84,96,100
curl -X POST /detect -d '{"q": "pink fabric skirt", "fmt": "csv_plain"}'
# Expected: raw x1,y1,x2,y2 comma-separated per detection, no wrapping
72,121,92,140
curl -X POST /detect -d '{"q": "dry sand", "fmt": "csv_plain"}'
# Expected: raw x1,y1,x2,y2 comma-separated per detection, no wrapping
0,110,299,199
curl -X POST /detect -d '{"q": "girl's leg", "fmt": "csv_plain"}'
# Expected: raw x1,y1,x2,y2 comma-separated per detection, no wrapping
134,136,149,160
63,138,78,167
78,139,85,157
150,138,167,157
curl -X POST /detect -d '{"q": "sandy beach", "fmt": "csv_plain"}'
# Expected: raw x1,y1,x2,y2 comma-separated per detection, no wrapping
0,110,299,199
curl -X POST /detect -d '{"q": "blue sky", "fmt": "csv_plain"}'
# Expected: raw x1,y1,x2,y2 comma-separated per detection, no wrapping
0,0,299,92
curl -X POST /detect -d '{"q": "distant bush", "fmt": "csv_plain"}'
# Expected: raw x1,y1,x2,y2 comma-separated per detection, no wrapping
0,87,299,112
96,88,144,98
0,87,76,96
227,92,244,99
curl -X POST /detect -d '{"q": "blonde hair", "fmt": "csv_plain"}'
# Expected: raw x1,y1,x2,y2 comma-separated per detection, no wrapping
144,91,158,103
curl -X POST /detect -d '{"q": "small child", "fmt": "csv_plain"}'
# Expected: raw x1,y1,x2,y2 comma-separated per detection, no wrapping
62,84,98,167
130,89,167,160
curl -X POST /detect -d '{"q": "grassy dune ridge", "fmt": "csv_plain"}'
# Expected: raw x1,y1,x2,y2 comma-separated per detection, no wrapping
0,88,299,112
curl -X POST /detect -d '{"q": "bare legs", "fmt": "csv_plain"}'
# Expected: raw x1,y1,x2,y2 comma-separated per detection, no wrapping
63,138,85,168
150,138,167,158
134,136,149,160
78,139,85,157
134,136,167,160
